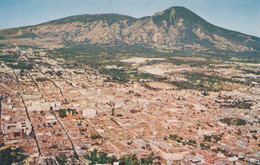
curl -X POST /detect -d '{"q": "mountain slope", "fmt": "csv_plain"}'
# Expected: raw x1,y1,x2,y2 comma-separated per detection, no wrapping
0,6,259,53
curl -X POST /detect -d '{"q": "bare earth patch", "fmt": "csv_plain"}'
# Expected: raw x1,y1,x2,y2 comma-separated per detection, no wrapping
146,82,177,90
138,63,197,75
170,56,207,62
120,57,165,64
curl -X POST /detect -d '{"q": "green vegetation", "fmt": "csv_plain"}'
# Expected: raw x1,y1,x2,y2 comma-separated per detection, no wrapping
84,150,118,164
169,134,197,147
46,39,260,77
203,134,222,143
0,53,33,70
119,154,153,165
55,155,68,165
84,149,154,165
0,44,6,49
219,117,246,126
35,77,49,82
4,34,252,92
40,110,46,116
48,43,164,69
45,14,136,26
99,68,161,83
0,146,28,165
236,118,247,126
222,100,253,109
12,33,37,39
203,135,212,142
140,156,154,165
0,36,6,40
0,28,20,36
58,108,78,118
6,62,33,70
0,54,19,63
182,139,197,146
90,135,101,140
99,68,129,82
49,145,58,149
167,57,211,67
170,72,241,92
242,69,260,75
211,147,227,154
200,142,211,150
169,134,183,142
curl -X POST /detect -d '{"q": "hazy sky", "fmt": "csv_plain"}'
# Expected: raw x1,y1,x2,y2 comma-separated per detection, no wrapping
0,0,259,37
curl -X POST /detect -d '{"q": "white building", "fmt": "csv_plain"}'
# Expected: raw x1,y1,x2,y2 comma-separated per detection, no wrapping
45,115,57,123
82,109,96,118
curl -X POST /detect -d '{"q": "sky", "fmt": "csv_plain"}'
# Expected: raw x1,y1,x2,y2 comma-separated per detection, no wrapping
0,0,259,37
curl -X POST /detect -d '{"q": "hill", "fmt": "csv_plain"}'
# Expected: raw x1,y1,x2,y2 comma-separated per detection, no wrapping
0,6,259,57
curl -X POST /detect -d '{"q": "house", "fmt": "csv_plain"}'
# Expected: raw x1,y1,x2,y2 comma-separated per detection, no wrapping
45,115,57,123
2,121,32,140
82,109,96,118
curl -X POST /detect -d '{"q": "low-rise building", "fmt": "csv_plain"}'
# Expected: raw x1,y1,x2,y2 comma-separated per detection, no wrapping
82,109,97,118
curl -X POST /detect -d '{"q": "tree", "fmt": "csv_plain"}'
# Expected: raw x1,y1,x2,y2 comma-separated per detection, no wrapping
84,149,118,164
141,156,153,164
0,147,28,165
55,155,68,165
